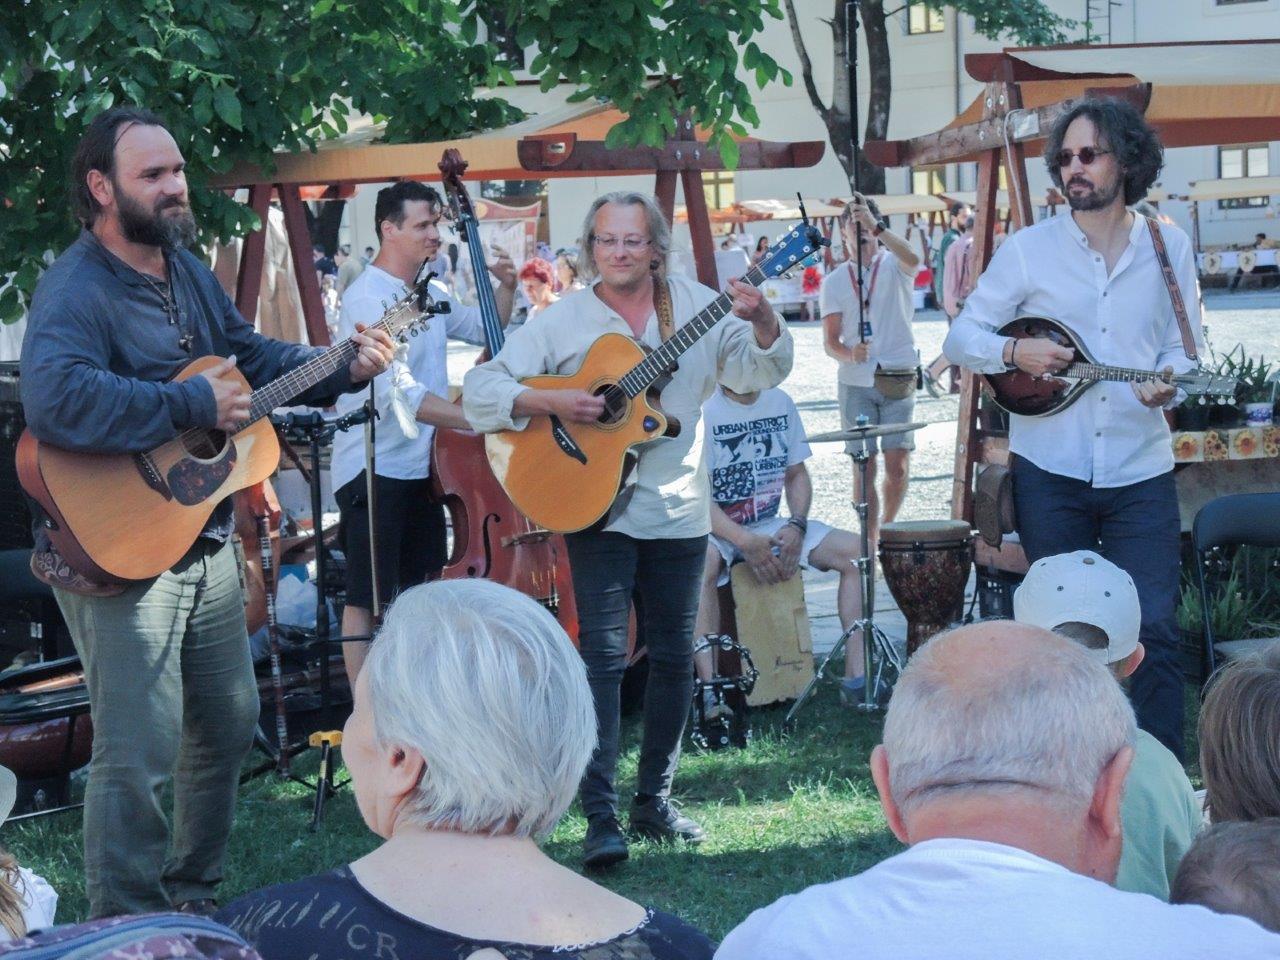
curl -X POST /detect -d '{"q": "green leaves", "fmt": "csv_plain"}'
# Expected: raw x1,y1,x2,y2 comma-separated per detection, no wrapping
212,83,242,131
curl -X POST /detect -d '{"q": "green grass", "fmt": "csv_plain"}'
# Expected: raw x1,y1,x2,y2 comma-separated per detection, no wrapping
2,673,1204,942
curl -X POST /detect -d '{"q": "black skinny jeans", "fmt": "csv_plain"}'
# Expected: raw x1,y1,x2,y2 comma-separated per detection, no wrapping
564,531,708,821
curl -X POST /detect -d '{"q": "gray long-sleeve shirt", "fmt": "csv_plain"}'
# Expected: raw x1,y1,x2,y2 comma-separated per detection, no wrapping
21,230,354,542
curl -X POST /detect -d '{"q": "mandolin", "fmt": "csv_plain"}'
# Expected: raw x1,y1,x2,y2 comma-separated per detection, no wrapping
17,280,441,584
485,221,825,534
983,316,1237,418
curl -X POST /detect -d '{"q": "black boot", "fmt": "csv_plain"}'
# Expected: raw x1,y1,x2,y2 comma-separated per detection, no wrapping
629,795,706,844
583,815,629,870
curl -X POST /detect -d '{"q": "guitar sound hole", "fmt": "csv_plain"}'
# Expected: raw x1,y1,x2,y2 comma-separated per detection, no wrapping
594,384,628,425
183,429,229,461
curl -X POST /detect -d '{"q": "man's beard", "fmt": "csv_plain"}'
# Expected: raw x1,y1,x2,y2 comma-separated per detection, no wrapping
116,183,198,249
1065,173,1123,212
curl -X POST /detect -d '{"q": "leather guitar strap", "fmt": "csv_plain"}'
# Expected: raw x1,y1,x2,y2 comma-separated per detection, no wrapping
653,269,675,342
1145,215,1198,362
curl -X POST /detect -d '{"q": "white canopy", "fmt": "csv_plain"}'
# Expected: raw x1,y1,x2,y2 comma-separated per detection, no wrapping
1000,40,1280,87
1185,175,1280,202
736,198,844,220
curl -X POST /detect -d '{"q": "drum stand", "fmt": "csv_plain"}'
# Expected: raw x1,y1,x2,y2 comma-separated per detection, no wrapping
784,445,907,725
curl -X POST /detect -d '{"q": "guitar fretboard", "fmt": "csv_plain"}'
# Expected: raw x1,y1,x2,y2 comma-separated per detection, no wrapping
618,263,769,398
242,297,420,427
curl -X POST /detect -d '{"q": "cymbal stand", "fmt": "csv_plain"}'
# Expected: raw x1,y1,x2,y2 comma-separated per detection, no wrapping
785,443,906,725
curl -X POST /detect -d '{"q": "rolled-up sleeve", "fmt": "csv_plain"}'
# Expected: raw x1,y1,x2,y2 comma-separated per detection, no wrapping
715,317,794,393
462,320,549,433
944,239,1028,374
21,295,215,454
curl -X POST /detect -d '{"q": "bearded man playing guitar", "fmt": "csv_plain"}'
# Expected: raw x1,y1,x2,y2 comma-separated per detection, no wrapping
464,192,792,869
944,97,1203,760
20,108,395,917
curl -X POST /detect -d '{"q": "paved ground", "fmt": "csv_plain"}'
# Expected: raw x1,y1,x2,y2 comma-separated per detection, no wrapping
447,288,1280,658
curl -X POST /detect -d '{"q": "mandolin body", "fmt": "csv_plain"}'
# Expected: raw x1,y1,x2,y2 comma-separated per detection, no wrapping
982,316,1098,417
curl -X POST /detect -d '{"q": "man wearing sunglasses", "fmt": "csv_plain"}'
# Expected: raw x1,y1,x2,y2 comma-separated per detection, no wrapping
944,97,1203,763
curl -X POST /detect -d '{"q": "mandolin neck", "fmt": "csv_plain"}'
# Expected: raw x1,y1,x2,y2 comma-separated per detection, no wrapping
1066,362,1186,385
619,263,769,398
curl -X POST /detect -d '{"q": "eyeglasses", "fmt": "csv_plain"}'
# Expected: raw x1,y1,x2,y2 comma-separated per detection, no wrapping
1054,147,1112,168
591,235,651,250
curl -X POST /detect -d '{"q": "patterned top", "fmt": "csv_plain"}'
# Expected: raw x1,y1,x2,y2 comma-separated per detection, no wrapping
216,866,715,960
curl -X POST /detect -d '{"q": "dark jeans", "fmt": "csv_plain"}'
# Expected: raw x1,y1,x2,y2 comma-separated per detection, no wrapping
1011,455,1184,759
564,531,708,820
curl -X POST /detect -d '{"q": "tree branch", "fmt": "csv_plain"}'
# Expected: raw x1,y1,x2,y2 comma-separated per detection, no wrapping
882,3,908,17
781,0,831,126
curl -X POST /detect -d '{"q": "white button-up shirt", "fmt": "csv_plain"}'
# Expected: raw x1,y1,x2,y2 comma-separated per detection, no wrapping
944,211,1203,489
463,274,794,539
330,265,485,492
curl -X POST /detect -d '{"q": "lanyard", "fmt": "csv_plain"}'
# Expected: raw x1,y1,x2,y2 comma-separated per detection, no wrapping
846,251,884,311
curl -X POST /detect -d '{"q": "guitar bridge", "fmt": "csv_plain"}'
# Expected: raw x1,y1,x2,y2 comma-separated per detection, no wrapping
133,453,173,501
548,415,587,465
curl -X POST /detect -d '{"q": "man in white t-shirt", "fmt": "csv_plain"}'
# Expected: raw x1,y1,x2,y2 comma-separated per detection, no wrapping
332,180,515,680
696,385,865,699
716,621,1280,960
819,195,919,556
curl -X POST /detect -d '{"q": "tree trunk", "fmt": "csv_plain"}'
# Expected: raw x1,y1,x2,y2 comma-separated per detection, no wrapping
857,0,890,194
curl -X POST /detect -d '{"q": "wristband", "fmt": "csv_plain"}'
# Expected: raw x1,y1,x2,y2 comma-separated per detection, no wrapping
1009,339,1018,368
786,516,808,534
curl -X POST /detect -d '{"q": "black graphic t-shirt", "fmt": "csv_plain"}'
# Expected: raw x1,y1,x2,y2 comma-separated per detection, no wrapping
216,866,715,960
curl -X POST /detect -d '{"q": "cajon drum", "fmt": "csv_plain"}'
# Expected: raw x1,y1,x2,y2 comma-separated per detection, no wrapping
729,565,813,706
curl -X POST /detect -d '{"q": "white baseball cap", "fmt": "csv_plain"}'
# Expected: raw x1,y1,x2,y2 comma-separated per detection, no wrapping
1013,550,1141,665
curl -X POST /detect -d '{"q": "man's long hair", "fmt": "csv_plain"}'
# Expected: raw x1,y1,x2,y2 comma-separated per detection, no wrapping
1043,97,1164,206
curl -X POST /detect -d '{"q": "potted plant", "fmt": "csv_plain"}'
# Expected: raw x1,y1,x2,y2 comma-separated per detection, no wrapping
1174,393,1210,431
1233,351,1276,425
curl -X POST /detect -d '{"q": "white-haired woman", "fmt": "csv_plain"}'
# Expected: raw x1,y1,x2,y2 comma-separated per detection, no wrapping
217,579,714,960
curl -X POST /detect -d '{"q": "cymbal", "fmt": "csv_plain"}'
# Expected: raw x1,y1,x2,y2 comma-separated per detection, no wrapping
806,421,928,443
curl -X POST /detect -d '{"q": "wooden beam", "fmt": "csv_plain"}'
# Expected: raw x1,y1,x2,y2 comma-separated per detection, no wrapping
517,135,825,174
654,170,677,224
681,167,718,289
864,83,1150,169
234,185,272,324
277,185,330,347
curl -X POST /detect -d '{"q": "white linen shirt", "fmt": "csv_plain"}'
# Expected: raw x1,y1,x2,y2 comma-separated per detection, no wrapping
944,211,1203,488
462,274,794,540
330,265,485,493
818,251,917,387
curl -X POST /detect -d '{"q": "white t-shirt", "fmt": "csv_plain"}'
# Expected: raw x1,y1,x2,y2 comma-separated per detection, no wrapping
330,265,486,492
715,838,1280,960
702,387,810,525
463,274,794,539
818,251,917,387
0,867,57,941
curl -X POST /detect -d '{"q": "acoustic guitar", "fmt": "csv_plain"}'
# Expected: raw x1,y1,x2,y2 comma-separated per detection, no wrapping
17,278,441,584
485,221,826,533
983,316,1236,417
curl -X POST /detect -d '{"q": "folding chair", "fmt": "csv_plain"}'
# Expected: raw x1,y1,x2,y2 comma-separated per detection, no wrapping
1191,492,1280,682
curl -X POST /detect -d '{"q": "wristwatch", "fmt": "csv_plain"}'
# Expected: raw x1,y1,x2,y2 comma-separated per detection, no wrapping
872,220,886,237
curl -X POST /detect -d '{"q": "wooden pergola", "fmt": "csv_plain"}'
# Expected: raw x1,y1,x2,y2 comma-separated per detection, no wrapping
864,38,1280,578
209,99,824,346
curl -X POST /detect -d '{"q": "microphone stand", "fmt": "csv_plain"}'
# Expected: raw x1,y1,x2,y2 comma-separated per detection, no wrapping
846,0,870,346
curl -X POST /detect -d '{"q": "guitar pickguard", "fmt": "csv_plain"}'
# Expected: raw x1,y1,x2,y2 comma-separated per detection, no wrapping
166,445,238,506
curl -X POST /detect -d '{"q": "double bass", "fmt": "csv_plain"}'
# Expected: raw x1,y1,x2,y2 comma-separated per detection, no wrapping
428,149,579,640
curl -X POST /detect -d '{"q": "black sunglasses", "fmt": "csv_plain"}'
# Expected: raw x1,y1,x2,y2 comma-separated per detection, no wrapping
1055,147,1111,168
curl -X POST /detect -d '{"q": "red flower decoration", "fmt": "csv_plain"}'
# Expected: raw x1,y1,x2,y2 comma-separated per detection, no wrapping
802,265,822,295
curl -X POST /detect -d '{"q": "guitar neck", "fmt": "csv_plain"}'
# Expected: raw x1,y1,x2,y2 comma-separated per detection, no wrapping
620,263,769,398
244,304,412,424
1066,362,1188,386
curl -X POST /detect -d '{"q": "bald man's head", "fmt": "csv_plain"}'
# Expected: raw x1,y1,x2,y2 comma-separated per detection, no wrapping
881,620,1136,818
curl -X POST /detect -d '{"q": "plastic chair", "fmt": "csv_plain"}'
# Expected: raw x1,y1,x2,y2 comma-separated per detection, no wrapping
1191,492,1280,682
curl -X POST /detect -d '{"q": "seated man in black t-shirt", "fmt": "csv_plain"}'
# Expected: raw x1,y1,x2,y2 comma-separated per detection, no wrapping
217,579,714,960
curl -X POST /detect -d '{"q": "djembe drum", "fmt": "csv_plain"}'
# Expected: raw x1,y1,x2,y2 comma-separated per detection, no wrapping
878,520,974,655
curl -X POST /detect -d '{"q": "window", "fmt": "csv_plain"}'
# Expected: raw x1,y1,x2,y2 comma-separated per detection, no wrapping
702,170,734,211
1218,144,1271,209
906,2,945,34
911,167,946,195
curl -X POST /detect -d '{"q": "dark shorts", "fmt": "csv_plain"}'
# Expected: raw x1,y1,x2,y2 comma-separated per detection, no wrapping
335,473,446,611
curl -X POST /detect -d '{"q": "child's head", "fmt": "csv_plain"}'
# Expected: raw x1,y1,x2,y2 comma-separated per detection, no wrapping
1172,819,1280,934
1013,551,1144,679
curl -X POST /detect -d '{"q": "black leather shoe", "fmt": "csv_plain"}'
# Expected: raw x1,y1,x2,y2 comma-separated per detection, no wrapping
629,796,706,844
583,816,629,870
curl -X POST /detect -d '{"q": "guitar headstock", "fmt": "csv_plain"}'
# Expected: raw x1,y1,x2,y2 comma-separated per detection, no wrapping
757,222,829,280
1178,370,1239,400
379,274,450,343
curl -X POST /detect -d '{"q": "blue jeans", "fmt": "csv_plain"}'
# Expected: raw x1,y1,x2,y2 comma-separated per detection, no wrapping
564,531,707,821
1010,455,1184,760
